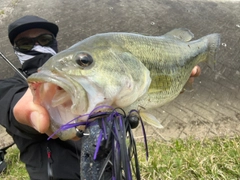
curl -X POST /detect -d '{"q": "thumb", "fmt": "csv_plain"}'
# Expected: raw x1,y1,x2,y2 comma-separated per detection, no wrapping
13,88,50,133
29,105,50,133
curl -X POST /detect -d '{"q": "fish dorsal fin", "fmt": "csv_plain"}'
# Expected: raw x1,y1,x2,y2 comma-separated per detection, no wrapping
164,28,194,42
139,111,164,129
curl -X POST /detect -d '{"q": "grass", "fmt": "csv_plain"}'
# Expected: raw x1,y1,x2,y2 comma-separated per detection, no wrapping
137,136,240,180
1,136,240,180
0,146,28,180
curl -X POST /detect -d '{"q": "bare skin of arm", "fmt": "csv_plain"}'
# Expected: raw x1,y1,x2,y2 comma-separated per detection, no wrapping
13,66,201,136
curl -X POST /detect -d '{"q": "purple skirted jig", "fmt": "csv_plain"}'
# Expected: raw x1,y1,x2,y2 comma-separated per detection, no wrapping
49,106,148,180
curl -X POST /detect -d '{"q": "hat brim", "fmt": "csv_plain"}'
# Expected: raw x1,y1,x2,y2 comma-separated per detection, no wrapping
9,21,58,45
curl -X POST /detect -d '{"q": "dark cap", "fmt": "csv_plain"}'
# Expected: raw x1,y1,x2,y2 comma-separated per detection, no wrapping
8,15,59,45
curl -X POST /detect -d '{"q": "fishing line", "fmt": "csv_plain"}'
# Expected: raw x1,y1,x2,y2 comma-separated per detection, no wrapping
0,52,27,80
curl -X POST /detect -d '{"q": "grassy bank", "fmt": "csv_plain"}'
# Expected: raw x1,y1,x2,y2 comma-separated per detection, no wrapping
1,136,240,179
137,136,240,179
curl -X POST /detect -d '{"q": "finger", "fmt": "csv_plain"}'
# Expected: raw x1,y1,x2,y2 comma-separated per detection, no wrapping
13,88,50,133
190,65,201,77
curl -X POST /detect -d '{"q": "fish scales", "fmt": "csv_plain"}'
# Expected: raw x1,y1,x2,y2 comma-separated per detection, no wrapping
90,33,205,97
27,28,220,140
102,32,214,107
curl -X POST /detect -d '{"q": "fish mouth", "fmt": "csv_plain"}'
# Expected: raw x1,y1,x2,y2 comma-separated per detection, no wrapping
28,71,88,140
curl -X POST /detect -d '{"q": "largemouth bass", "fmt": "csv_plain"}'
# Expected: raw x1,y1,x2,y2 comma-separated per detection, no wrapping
28,28,220,140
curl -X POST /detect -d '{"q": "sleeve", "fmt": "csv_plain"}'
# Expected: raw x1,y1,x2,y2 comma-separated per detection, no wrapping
0,75,44,139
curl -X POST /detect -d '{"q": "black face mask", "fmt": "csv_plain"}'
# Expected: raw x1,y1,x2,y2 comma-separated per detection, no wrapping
51,39,58,53
22,53,53,77
20,39,58,77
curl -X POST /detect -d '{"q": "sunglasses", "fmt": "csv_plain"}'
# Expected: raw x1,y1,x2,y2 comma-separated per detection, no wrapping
14,34,55,52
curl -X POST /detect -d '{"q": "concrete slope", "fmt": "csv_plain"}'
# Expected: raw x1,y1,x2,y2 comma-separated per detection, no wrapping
0,0,239,145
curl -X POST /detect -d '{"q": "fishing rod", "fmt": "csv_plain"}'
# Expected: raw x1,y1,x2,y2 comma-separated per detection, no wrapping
0,52,27,81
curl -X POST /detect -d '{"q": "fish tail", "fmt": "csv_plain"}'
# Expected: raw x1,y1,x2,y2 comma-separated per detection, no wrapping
204,33,221,70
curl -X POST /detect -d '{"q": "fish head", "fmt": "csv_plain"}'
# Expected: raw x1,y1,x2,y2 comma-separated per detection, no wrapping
27,35,151,140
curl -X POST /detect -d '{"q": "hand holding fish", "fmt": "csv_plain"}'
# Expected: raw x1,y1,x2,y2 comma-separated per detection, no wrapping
191,65,201,77
13,66,201,137
13,88,54,137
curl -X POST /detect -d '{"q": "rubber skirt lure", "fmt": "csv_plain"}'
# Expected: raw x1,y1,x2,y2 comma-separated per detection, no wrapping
49,106,149,180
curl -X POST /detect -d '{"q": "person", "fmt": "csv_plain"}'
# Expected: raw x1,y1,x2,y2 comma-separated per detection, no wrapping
0,15,201,180
0,15,82,180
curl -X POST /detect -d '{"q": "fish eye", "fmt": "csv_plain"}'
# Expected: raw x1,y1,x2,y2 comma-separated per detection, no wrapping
75,52,93,67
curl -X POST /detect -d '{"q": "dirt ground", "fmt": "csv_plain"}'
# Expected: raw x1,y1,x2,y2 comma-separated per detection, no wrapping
0,0,240,148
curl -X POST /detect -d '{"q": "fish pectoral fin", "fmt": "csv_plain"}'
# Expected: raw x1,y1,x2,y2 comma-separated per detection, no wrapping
163,28,194,42
139,111,164,129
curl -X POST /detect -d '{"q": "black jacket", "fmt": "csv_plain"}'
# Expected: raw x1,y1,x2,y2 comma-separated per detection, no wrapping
0,54,81,180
